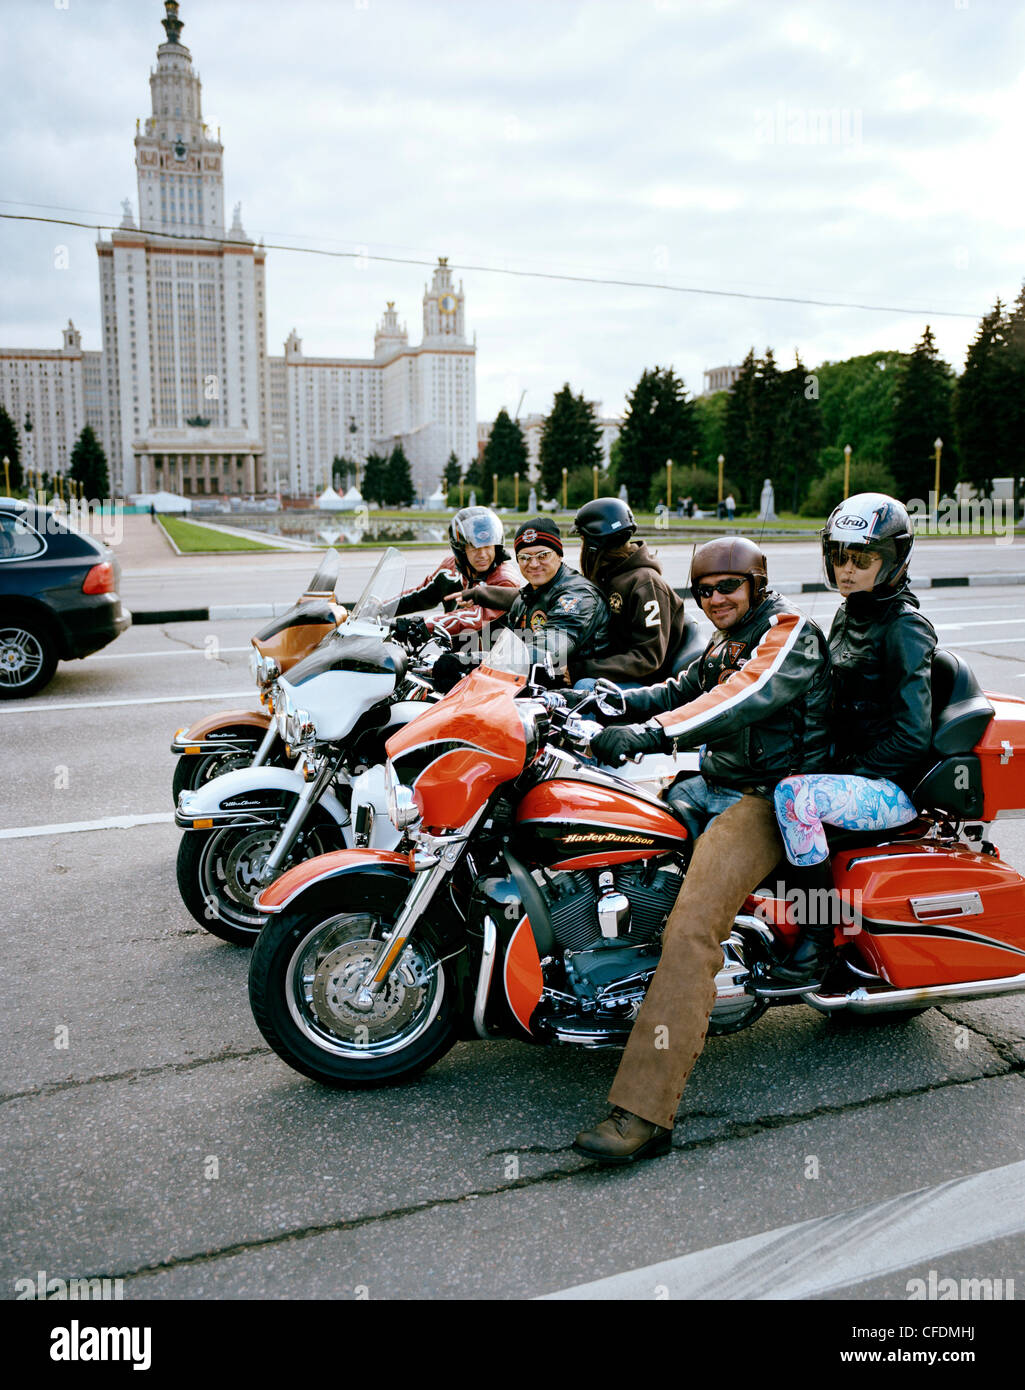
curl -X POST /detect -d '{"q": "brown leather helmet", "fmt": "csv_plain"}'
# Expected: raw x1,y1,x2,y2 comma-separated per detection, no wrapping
690,536,768,604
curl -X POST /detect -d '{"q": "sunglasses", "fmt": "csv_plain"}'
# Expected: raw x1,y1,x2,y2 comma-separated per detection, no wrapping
829,544,881,571
696,577,746,600
518,550,557,565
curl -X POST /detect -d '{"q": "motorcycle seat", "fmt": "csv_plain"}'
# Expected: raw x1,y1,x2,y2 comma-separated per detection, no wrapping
669,616,705,677
910,649,994,820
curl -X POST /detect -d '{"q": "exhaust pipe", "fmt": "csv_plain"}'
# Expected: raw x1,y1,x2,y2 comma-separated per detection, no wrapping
804,970,1025,1014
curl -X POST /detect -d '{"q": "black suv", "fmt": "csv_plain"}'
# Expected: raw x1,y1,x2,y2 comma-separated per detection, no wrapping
0,498,132,698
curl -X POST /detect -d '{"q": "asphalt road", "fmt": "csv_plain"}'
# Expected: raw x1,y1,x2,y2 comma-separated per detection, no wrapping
1,585,1024,1311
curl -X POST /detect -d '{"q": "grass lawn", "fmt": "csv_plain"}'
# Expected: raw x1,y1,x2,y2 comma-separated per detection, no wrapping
159,515,286,552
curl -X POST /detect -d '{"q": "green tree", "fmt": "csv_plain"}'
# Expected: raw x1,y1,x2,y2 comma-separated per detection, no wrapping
692,391,728,473
1003,284,1025,482
361,452,389,506
0,404,22,491
815,350,907,473
723,349,758,506
331,454,358,492
772,354,823,512
955,301,1009,492
385,445,415,507
800,459,899,517
481,408,528,487
538,384,603,499
68,425,109,502
613,366,697,507
443,451,462,493
890,326,957,501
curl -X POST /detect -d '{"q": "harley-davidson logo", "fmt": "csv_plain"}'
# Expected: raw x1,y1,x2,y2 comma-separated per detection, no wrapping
560,832,655,845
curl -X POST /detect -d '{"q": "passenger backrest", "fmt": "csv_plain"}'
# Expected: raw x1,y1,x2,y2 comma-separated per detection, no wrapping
912,649,994,817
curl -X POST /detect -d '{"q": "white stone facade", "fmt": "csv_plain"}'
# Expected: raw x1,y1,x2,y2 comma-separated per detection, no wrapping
0,3,477,502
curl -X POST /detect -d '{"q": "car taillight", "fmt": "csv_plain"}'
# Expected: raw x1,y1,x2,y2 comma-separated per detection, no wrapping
82,562,115,595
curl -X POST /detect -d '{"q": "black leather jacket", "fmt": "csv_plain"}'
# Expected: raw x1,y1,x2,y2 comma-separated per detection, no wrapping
506,563,610,679
619,592,832,791
828,585,936,791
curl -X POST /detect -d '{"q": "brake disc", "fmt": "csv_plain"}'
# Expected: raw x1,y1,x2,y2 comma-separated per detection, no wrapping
310,941,425,1041
223,829,280,908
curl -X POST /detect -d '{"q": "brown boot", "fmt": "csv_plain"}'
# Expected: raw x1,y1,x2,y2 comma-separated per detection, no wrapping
573,1107,672,1164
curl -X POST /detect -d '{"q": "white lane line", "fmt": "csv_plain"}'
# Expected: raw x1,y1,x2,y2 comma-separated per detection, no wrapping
541,1157,1025,1301
87,647,251,660
936,619,1025,631
950,637,1025,648
0,691,252,713
0,812,175,840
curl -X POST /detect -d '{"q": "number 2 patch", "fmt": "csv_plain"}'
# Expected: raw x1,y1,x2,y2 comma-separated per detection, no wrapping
643,598,660,628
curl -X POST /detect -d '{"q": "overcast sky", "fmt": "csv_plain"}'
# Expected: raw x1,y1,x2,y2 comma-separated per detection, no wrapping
3,0,1024,423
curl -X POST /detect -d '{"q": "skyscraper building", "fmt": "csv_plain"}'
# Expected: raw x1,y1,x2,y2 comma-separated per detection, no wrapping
1,2,476,502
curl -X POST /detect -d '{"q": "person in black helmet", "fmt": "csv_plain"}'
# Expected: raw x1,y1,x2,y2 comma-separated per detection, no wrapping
572,536,832,1164
757,492,936,993
394,505,520,641
571,497,688,688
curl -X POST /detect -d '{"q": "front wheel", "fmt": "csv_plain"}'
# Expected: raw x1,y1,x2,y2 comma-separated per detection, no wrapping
176,816,346,946
248,877,459,1087
0,619,58,699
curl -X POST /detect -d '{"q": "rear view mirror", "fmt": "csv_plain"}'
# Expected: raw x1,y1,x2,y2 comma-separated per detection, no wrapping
593,679,626,718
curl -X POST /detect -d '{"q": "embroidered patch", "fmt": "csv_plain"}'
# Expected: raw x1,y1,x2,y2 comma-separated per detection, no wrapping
530,611,548,631
555,595,580,613
725,641,746,665
609,592,624,613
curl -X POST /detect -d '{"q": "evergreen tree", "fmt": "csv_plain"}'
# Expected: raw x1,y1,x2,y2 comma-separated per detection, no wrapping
481,408,528,485
331,454,358,491
361,452,389,506
443,451,462,492
538,384,603,499
722,349,758,507
0,404,22,491
772,354,823,512
955,301,1009,492
1004,284,1025,482
68,425,109,502
385,444,415,507
613,366,697,507
815,349,907,472
890,326,957,501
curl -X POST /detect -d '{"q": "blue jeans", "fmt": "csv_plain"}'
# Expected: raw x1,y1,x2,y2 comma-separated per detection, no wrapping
666,774,743,842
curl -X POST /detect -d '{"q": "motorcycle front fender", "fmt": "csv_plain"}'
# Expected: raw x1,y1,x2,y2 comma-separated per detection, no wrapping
254,849,413,916
171,707,271,755
175,764,350,831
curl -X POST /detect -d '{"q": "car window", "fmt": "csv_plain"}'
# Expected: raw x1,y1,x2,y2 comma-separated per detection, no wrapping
0,514,46,562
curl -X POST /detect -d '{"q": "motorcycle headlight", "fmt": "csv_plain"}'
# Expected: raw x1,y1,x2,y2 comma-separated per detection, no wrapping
385,759,420,830
276,688,294,739
248,646,261,683
286,706,315,750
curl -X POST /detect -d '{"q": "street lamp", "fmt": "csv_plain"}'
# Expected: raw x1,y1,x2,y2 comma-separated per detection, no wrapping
562,467,568,510
492,472,498,506
666,458,672,511
843,444,852,500
2,456,8,496
717,454,725,506
593,464,599,500
514,471,520,510
934,438,943,519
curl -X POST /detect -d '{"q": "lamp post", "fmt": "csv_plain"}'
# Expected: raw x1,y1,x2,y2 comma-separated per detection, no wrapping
717,454,724,506
593,464,599,500
843,444,852,500
666,458,672,511
562,467,568,510
934,437,943,522
459,477,464,507
514,471,520,510
2,456,8,496
492,472,498,507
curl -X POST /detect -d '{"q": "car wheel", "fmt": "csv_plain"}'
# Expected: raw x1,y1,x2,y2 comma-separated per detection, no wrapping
0,619,58,699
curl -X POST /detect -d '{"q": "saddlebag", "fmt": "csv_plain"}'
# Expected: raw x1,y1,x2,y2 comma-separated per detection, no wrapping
975,695,1025,820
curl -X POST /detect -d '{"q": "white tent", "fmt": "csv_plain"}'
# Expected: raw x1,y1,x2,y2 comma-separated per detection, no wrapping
316,486,345,510
134,490,192,513
427,486,447,509
337,486,364,511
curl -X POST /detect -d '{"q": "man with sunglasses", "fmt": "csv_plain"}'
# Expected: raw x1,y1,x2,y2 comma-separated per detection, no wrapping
502,518,610,680
573,536,832,1163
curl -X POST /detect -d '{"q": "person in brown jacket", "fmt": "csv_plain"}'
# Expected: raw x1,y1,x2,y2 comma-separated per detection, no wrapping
571,497,689,688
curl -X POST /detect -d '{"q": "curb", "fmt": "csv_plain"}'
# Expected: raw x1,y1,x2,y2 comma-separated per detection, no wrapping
131,574,1025,625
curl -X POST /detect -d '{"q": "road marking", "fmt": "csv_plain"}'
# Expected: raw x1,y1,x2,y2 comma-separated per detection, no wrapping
950,637,1025,648
541,1157,1025,1300
0,812,175,840
88,647,251,660
936,619,1025,631
0,691,252,713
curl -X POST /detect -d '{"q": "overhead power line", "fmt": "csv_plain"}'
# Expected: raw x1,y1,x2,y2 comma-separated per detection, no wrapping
0,211,982,320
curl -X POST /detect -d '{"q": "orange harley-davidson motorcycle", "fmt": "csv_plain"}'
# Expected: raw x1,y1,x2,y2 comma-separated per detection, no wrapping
246,629,1025,1089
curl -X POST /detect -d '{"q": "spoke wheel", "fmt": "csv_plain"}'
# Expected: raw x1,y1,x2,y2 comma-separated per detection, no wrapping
176,818,342,946
249,876,460,1088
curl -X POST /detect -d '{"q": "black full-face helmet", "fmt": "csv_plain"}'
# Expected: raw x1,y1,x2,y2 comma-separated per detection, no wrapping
449,506,505,578
821,492,913,591
573,497,637,578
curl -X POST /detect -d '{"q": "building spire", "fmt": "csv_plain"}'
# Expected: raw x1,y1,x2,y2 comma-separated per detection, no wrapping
162,2,184,46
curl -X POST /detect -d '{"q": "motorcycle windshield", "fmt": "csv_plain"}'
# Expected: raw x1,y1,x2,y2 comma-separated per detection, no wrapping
304,549,341,597
349,548,406,624
479,627,535,679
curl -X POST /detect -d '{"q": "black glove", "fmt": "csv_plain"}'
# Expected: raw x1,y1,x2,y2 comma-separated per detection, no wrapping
431,651,475,693
559,688,594,711
392,616,432,646
590,722,666,766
